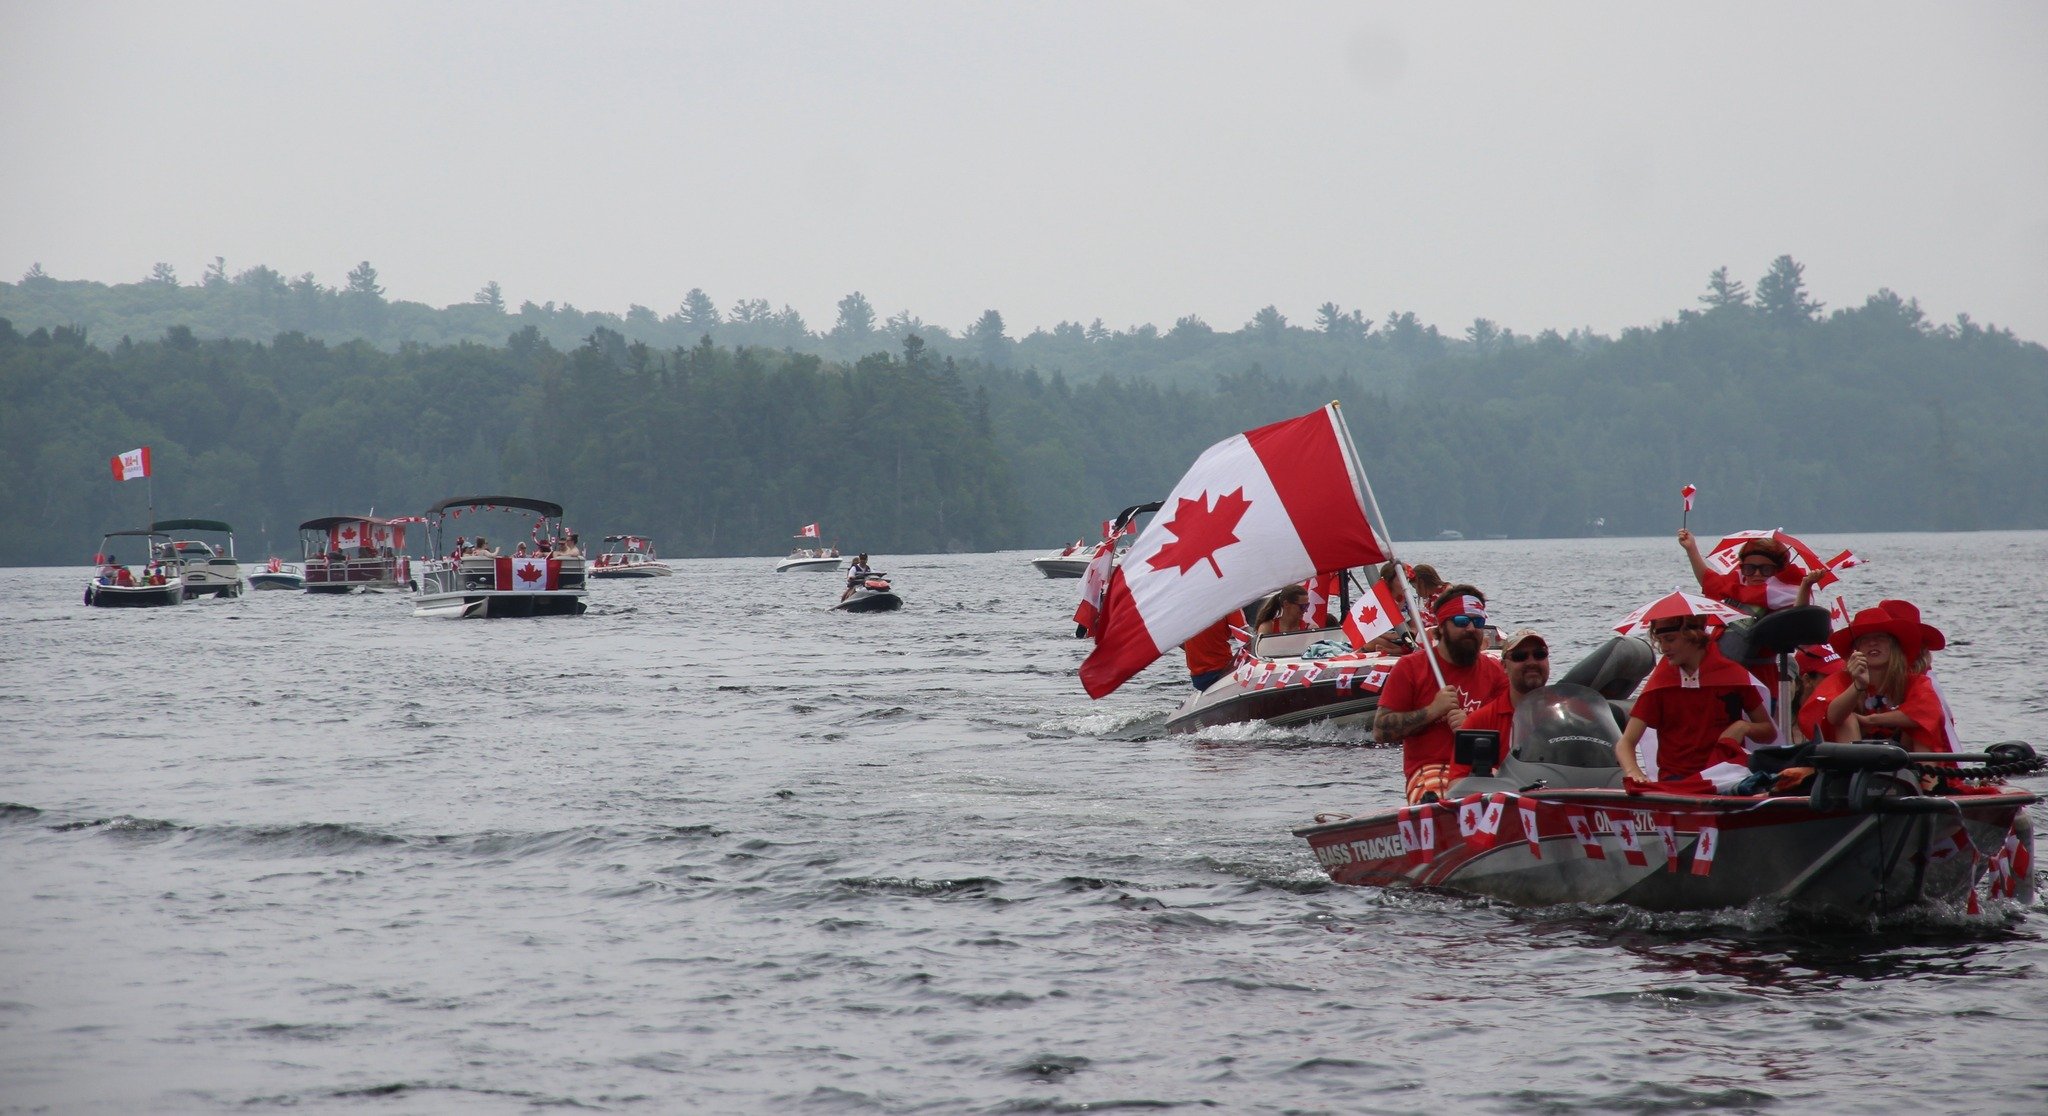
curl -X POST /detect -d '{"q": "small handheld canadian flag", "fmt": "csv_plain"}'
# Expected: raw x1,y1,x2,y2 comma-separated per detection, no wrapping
110,446,152,481
1342,578,1404,649
1681,484,1697,512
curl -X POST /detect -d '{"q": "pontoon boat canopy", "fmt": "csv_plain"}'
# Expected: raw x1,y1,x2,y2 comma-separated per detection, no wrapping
425,496,565,518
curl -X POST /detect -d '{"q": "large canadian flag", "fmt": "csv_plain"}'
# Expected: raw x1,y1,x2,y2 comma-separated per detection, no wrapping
110,446,152,481
799,523,821,538
1079,405,1387,697
497,556,561,591
1342,578,1404,649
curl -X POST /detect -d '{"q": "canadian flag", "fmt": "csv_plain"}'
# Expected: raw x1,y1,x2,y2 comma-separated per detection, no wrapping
1519,803,1542,859
799,523,820,538
1656,814,1679,873
1568,811,1606,860
1397,805,1438,863
1829,595,1854,631
497,556,560,591
1681,483,1697,512
1690,824,1719,876
1072,541,1117,634
333,522,363,550
1227,624,1254,663
110,446,152,481
1302,571,1342,628
1079,406,1387,697
1342,578,1404,650
1614,816,1648,867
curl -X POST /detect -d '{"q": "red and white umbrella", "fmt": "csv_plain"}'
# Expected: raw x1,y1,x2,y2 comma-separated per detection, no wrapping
1701,529,1827,575
1613,589,1750,638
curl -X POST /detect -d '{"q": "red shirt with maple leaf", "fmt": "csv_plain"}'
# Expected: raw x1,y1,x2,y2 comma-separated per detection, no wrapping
1378,650,1506,778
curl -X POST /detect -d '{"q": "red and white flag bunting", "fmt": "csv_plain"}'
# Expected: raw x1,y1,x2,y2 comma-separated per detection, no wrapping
1079,405,1387,698
1519,803,1542,859
1342,578,1404,650
1458,793,1509,851
110,446,152,481
1656,814,1679,873
1397,805,1439,864
1568,810,1606,860
1690,824,1719,876
1614,815,1648,867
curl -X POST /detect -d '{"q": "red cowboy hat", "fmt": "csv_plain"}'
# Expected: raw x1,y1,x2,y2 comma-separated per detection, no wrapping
1828,600,1945,661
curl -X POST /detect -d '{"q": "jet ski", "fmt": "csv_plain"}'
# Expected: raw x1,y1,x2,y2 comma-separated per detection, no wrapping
834,575,902,613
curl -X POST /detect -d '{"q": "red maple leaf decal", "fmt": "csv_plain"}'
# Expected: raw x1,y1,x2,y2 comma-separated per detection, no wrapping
517,561,543,583
1147,488,1251,577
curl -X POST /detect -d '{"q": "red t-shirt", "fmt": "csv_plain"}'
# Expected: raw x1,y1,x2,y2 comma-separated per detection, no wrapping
1631,647,1756,780
1378,649,1507,778
1799,671,1955,752
1182,618,1235,677
1697,567,1802,613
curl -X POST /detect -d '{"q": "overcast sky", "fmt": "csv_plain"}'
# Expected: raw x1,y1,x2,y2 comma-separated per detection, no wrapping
4,1,2044,342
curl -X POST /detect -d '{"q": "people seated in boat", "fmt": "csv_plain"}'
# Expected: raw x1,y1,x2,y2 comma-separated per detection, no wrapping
1798,600,1954,755
470,536,498,557
1787,644,1846,743
1677,529,1826,615
1615,616,1774,792
514,542,530,558
114,566,136,587
1408,564,1447,627
841,554,873,601
1462,629,1549,748
1254,585,1312,636
559,534,582,557
1183,616,1235,691
1375,586,1508,803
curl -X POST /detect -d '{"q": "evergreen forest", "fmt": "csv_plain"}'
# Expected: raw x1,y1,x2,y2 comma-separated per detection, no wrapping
1,256,2043,567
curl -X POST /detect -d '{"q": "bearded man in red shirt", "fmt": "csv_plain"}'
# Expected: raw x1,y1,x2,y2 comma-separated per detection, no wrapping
1374,585,1507,804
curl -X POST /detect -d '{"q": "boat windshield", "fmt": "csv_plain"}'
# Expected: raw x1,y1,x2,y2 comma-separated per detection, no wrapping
1510,683,1622,768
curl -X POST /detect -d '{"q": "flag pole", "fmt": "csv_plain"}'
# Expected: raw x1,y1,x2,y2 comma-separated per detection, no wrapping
1328,403,1446,689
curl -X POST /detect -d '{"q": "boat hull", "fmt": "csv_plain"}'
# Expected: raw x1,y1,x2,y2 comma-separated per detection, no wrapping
1295,788,2037,917
180,565,244,597
413,590,588,619
589,564,671,579
85,581,184,608
834,591,902,613
777,557,843,573
247,573,305,591
1032,556,1089,578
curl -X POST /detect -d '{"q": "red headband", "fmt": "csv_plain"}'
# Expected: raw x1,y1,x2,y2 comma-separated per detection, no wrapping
1439,594,1486,621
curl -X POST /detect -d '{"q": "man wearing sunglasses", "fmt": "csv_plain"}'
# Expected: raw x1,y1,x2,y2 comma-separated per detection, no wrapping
1462,629,1550,748
1375,585,1507,804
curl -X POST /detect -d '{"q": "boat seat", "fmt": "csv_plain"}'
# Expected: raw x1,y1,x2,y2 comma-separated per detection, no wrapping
1722,606,1831,662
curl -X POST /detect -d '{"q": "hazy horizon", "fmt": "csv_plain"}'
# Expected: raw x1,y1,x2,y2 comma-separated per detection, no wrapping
4,2,2044,342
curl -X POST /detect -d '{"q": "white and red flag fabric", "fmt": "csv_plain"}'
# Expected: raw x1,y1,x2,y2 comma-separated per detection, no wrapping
1690,824,1719,876
1071,542,1117,635
1829,595,1854,630
1342,577,1404,649
110,446,152,481
1612,589,1750,638
1302,571,1341,628
1681,484,1696,512
799,523,820,539
331,521,365,550
497,556,561,591
1078,406,1387,697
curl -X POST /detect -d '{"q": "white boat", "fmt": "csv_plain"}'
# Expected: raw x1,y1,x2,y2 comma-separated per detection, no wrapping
1166,626,1403,734
151,519,244,598
83,528,185,608
776,528,842,572
590,535,671,578
1031,541,1098,579
411,496,587,618
300,515,419,593
247,557,306,591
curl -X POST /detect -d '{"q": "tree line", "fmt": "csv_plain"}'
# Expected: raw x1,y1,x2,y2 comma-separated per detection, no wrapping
0,257,2042,568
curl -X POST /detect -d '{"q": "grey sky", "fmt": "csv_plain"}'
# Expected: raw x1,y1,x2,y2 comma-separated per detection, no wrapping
4,1,2044,342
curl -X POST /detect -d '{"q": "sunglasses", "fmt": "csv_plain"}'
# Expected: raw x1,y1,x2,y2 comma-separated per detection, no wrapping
1506,647,1548,662
1444,614,1486,629
1739,562,1779,575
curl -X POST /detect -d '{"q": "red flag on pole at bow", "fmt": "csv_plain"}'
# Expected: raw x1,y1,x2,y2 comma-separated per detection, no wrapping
1078,405,1388,698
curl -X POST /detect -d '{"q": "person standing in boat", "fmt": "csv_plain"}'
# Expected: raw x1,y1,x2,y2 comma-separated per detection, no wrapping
1375,586,1508,804
1461,628,1549,750
1616,616,1774,792
1677,530,1826,615
1798,601,1955,753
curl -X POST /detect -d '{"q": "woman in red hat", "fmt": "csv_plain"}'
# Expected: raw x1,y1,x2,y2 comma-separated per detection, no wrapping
1800,600,1955,752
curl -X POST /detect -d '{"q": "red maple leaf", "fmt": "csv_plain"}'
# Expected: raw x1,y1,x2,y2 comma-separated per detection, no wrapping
1354,604,1380,625
1147,488,1251,577
517,561,543,583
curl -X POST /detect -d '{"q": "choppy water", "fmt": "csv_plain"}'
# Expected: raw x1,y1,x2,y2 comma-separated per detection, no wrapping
4,532,2046,1114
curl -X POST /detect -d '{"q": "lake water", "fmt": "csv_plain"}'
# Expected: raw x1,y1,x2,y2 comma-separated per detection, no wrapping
3,532,2045,1113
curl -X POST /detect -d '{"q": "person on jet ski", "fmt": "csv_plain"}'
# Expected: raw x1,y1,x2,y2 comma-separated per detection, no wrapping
841,553,873,602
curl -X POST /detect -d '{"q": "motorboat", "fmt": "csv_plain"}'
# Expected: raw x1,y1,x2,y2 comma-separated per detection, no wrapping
151,518,243,598
1166,625,1404,734
834,574,902,613
300,515,420,593
247,557,306,591
411,496,587,618
1031,541,1098,579
1294,683,2042,917
777,531,843,573
590,535,671,578
83,528,184,608
1293,608,2043,918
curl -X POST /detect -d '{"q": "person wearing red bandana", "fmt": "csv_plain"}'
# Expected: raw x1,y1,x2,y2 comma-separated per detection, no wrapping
1798,600,1955,753
1616,616,1773,792
1374,585,1507,803
1677,530,1826,616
